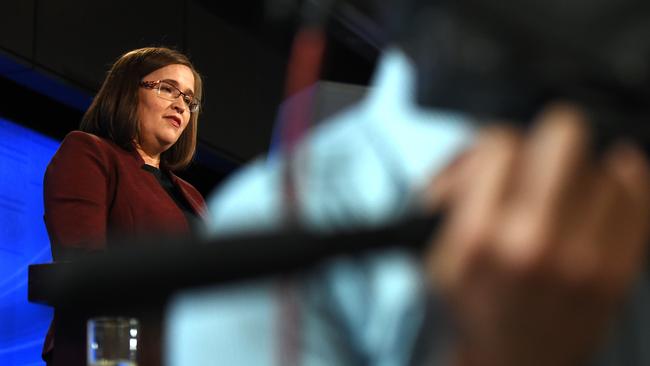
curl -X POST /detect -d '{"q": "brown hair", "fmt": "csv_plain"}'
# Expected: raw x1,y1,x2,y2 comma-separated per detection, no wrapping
80,47,203,170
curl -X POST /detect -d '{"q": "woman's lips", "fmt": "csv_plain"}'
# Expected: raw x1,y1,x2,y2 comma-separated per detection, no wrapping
164,116,181,128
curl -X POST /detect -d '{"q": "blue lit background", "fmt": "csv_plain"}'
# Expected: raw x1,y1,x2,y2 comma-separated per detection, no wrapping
0,117,59,366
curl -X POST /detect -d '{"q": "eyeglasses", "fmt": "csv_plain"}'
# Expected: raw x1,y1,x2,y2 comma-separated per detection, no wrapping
140,80,201,113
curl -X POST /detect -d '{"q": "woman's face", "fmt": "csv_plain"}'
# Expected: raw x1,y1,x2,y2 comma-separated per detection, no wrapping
137,64,195,155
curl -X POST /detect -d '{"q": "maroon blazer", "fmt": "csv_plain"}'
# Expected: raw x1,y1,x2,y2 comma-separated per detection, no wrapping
44,131,207,254
42,131,208,364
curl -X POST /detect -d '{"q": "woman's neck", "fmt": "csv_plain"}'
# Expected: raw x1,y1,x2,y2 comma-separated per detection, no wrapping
134,143,161,168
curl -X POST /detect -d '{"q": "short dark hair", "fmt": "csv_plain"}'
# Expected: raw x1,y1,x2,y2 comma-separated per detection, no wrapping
80,47,203,170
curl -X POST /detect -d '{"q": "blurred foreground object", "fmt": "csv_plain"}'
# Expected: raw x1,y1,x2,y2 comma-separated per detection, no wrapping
400,0,650,152
428,104,650,366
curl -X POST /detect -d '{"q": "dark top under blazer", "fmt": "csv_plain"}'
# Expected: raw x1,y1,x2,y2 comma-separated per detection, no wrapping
42,131,208,364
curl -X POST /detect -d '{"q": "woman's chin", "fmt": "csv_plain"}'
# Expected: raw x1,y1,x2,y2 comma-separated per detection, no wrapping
158,134,182,150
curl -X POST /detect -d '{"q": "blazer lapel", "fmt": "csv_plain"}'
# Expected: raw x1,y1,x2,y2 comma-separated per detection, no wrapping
169,174,209,222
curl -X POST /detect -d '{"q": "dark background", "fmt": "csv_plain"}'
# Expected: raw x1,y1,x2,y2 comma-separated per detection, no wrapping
0,0,379,195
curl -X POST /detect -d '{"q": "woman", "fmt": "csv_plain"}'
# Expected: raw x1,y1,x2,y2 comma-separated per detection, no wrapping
42,47,207,365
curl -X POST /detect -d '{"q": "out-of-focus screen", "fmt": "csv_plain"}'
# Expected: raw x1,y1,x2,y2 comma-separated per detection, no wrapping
0,117,57,366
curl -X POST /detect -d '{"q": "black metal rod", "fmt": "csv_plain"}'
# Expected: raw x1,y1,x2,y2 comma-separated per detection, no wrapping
29,213,442,307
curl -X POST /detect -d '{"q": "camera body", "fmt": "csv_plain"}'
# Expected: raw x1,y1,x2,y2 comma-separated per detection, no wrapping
398,0,650,151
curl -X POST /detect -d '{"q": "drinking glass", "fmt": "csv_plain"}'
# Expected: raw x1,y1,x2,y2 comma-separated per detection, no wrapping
87,317,139,366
